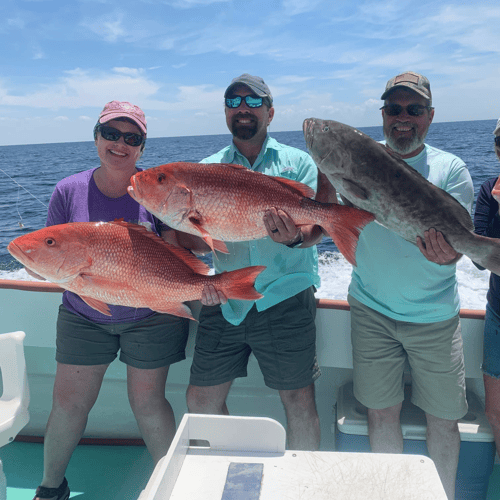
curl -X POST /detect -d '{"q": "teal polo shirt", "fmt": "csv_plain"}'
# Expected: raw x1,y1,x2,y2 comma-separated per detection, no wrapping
348,143,474,323
201,135,320,325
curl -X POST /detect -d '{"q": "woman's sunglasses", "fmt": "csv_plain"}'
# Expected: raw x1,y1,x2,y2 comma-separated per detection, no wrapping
495,136,500,148
380,104,433,117
225,95,264,109
99,125,145,147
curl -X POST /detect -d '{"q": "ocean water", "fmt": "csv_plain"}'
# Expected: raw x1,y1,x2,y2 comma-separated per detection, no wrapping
1,119,498,310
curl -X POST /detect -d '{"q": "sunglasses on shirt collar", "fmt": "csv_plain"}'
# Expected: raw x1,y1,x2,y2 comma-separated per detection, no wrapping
225,95,266,109
98,125,145,147
380,104,433,117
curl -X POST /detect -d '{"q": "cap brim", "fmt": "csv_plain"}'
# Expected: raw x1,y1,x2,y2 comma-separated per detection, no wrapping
99,112,147,135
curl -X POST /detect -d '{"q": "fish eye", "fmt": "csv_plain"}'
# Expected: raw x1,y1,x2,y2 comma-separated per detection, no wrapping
157,173,166,183
45,238,56,246
323,126,329,132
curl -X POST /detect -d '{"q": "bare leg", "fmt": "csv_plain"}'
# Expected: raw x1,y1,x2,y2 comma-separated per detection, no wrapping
426,413,460,500
186,381,233,415
127,365,175,464
367,402,403,453
35,363,108,498
484,374,500,455
279,383,320,450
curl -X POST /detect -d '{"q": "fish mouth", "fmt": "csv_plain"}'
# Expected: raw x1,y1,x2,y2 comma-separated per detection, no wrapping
303,118,315,149
7,241,32,266
127,176,141,202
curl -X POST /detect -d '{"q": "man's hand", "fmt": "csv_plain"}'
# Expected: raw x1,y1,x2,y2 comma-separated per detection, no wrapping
416,228,461,265
200,284,228,306
263,208,301,246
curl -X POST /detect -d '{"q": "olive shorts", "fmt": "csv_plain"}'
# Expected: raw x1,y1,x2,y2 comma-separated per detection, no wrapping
56,304,189,369
190,287,320,390
349,295,467,420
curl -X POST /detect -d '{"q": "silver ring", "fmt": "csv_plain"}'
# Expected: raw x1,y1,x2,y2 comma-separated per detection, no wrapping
271,228,279,233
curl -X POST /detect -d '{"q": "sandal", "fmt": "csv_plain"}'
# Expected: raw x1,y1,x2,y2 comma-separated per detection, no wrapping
33,477,70,500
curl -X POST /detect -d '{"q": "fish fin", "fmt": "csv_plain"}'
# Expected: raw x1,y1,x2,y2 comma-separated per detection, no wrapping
343,179,369,200
268,176,316,198
109,219,214,273
321,205,375,266
383,144,404,161
80,296,112,316
152,302,196,321
187,215,230,255
211,265,266,301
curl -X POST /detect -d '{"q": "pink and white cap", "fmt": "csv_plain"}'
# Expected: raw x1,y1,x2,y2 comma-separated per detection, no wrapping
98,101,147,135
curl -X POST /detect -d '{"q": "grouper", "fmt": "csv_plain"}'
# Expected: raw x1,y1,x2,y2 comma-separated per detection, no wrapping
303,117,500,275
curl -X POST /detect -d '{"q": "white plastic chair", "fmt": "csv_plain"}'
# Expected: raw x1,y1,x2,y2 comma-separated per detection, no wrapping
0,331,30,500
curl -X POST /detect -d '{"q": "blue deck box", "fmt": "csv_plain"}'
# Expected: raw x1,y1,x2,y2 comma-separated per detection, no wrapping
335,382,496,500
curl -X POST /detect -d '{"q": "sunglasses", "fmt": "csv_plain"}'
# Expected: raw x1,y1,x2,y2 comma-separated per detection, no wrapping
225,95,264,109
380,104,433,117
495,136,500,148
98,125,145,147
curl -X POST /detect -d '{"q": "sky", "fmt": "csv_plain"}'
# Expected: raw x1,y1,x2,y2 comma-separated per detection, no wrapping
0,0,499,146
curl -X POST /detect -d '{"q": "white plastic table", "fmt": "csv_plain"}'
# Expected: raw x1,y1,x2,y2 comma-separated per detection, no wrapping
138,414,447,500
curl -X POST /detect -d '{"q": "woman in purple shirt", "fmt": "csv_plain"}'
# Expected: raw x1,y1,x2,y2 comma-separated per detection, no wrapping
473,118,500,463
33,101,207,500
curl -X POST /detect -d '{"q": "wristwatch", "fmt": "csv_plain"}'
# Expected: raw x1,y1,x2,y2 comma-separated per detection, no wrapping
286,231,304,248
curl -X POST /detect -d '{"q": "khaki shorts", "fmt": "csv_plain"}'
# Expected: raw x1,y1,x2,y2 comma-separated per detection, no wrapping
348,295,467,420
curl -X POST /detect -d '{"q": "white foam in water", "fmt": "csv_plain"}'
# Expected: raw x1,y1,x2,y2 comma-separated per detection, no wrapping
1,252,489,310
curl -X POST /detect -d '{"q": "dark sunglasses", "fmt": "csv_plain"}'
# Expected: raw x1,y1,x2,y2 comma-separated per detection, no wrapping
225,95,264,109
380,104,433,117
495,136,500,148
98,125,144,147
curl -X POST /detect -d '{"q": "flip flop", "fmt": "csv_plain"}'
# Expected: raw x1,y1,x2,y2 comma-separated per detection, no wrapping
33,477,70,500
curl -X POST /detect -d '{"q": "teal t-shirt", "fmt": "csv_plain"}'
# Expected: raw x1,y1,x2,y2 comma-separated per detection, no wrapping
201,135,320,325
348,144,474,323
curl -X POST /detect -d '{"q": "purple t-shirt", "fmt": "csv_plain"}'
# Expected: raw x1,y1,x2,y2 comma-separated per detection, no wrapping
47,167,168,324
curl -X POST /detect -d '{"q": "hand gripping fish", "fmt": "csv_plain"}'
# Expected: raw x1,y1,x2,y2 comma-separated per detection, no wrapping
127,162,375,266
303,117,500,275
7,220,265,321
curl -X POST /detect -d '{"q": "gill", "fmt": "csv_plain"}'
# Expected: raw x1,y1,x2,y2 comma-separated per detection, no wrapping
0,168,48,229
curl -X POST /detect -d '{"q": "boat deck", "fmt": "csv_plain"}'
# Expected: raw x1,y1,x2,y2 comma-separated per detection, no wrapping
2,439,500,499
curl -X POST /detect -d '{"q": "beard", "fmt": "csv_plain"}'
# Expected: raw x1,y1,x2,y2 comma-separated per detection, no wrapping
384,125,426,155
231,114,259,140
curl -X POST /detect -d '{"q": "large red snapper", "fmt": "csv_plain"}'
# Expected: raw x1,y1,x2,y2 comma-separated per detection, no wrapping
7,220,265,321
127,162,375,266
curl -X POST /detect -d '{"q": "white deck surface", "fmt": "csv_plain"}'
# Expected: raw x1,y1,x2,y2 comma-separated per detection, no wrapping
139,414,447,500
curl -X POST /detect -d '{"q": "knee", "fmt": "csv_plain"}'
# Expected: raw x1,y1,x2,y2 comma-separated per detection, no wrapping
485,405,500,431
186,385,220,414
52,391,94,417
368,404,402,426
280,385,317,414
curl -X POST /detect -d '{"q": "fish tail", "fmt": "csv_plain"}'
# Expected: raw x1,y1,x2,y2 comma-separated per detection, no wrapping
470,235,500,276
212,265,266,301
320,204,375,266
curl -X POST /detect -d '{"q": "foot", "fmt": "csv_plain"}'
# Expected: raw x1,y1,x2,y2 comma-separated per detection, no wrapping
33,477,70,500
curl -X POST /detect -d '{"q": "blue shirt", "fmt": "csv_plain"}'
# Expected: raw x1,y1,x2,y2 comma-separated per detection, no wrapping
348,144,474,323
201,135,320,325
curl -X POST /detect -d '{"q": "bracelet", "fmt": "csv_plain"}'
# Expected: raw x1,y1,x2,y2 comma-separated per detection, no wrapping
286,230,304,248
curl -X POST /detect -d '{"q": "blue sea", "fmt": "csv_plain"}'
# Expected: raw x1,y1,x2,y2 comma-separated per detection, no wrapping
1,119,498,309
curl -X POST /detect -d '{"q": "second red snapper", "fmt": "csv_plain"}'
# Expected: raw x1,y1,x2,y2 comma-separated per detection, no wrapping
7,220,265,321
127,162,375,266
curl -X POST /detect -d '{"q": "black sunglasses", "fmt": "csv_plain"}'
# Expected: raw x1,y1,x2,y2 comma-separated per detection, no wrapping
98,125,144,147
225,95,264,109
380,104,433,117
495,136,500,148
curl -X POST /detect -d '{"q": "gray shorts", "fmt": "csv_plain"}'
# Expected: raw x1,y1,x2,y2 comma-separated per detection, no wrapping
190,287,320,390
349,295,467,420
56,304,189,369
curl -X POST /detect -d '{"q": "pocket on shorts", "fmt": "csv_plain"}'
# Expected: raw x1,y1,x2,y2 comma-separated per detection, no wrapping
196,305,227,351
